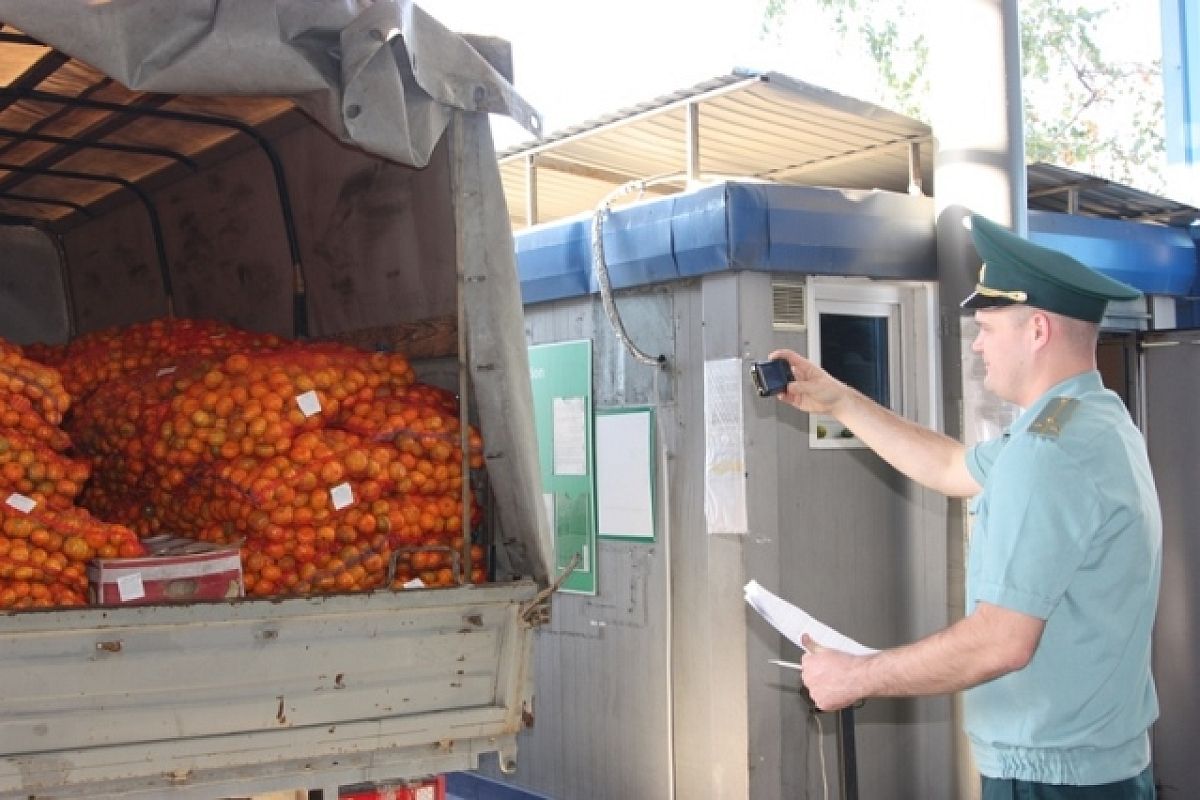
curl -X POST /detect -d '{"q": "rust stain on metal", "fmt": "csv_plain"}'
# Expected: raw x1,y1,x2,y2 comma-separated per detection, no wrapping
335,673,346,689
276,696,287,724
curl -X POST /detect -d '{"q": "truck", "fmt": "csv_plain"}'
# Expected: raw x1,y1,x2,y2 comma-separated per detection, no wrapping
0,2,554,797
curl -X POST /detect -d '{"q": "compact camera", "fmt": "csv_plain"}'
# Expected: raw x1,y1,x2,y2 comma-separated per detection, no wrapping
749,358,794,397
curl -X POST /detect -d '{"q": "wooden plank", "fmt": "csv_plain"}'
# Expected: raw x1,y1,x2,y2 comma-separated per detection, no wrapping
320,314,458,359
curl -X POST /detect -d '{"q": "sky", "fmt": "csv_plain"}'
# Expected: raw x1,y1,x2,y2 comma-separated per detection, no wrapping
418,0,1169,189
418,0,870,149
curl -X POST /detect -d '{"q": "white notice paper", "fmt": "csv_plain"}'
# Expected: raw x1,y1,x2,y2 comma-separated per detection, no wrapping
703,358,748,534
744,580,878,656
552,396,587,476
596,410,654,538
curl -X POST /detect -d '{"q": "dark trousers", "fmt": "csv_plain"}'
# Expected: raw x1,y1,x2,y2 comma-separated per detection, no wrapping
982,766,1155,800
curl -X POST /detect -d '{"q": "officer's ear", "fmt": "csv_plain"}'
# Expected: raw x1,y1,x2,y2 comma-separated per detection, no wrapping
1028,310,1053,349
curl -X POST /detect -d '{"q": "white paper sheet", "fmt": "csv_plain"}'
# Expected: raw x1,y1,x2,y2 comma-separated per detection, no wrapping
744,580,878,656
703,358,748,534
552,396,587,476
596,410,654,538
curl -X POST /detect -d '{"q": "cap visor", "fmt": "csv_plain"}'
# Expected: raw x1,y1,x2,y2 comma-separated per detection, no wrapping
960,290,1021,311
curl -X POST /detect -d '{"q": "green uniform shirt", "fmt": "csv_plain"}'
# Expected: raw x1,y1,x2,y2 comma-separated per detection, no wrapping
963,371,1161,785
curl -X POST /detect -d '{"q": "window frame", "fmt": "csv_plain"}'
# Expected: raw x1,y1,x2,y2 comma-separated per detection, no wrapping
806,279,913,450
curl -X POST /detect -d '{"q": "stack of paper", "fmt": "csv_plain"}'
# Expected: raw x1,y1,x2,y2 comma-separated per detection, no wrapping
744,579,878,656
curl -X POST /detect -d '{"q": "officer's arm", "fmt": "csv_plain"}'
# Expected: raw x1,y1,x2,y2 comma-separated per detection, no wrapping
770,349,981,498
801,602,1044,710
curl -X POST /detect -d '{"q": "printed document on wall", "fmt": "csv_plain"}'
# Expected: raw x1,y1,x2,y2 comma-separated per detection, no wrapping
703,357,748,534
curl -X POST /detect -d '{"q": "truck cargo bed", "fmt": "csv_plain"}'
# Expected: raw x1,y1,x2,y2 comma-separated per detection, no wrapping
0,583,537,797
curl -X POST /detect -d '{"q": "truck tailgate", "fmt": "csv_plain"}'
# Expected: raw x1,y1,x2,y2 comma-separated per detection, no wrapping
0,583,537,797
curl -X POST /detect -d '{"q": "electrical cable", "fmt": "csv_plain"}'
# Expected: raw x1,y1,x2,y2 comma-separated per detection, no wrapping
590,176,671,367
811,709,829,800
590,171,770,368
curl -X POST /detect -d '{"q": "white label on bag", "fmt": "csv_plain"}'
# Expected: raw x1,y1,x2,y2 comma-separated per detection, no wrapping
330,482,354,510
117,572,146,602
403,578,426,589
4,493,35,513
295,390,322,417
156,366,177,377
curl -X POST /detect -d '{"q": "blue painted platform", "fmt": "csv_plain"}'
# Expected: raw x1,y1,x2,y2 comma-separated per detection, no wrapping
445,771,555,800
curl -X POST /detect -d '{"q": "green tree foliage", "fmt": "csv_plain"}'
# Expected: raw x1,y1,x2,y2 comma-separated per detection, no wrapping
764,0,1164,191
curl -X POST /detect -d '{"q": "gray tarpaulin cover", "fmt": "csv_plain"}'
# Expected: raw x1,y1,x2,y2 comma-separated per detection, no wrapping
0,0,538,168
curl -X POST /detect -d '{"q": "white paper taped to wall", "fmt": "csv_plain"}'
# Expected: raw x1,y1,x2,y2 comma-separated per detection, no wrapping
744,580,878,656
703,357,748,534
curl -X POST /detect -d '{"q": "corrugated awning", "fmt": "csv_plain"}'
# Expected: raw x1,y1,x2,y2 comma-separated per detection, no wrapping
498,70,935,230
499,70,1200,232
1026,162,1200,226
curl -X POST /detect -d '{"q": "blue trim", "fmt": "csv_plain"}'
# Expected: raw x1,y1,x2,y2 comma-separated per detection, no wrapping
513,182,1198,306
514,181,935,304
1027,210,1197,296
1162,0,1200,166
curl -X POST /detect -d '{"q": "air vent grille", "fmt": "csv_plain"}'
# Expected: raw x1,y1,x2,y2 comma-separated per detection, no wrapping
772,280,806,330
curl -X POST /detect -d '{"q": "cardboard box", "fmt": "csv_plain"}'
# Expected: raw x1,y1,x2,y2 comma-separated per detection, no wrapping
88,539,243,605
338,776,445,800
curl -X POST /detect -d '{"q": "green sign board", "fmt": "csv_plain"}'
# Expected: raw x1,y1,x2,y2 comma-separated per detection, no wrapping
528,340,597,595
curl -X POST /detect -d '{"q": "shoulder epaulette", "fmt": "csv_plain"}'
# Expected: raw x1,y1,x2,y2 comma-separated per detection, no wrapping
1028,397,1079,439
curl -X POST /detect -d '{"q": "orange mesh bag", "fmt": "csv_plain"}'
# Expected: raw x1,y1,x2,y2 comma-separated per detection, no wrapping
18,341,67,367
0,494,145,609
61,318,486,597
0,428,91,510
0,350,72,426
55,318,285,400
0,348,73,452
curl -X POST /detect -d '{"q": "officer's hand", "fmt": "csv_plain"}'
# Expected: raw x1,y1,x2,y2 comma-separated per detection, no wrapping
768,349,847,416
800,634,866,712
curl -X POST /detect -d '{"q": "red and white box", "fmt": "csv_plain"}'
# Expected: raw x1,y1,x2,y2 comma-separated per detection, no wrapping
88,537,243,605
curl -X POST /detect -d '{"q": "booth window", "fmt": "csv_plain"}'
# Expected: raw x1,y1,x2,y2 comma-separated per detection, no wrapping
807,281,904,449
820,312,890,408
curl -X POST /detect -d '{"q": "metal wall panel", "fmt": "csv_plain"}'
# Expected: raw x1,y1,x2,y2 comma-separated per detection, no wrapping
62,200,167,334
56,120,459,340
282,126,459,338
0,225,69,344
156,143,294,336
489,289,676,800
1146,330,1200,799
481,275,953,799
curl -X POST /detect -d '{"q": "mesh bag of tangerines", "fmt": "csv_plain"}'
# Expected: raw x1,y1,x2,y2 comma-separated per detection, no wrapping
1,319,488,608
